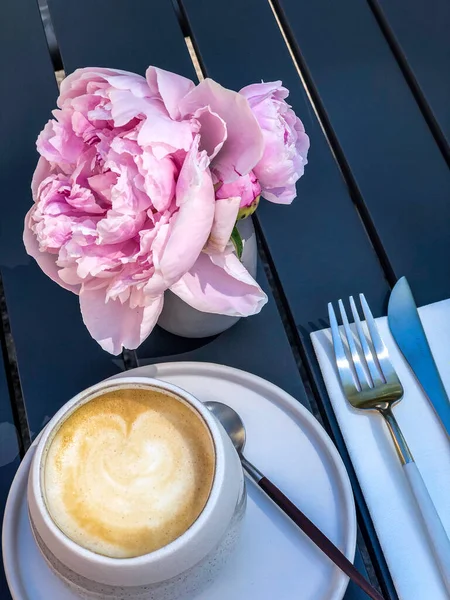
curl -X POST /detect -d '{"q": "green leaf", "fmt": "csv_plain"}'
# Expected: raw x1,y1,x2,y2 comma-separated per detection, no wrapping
230,225,243,260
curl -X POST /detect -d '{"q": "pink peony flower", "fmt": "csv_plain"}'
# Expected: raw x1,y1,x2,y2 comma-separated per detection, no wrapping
215,172,261,208
212,172,261,232
25,66,268,354
240,81,310,204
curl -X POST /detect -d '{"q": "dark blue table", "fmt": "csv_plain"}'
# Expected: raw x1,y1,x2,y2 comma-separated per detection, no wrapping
1,0,449,598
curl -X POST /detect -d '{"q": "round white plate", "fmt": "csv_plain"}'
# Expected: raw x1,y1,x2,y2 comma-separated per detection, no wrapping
3,362,356,600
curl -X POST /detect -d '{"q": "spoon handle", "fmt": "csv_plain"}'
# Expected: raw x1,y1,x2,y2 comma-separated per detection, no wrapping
241,458,384,600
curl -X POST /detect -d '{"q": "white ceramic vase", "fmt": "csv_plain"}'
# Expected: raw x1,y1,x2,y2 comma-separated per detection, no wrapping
157,217,257,338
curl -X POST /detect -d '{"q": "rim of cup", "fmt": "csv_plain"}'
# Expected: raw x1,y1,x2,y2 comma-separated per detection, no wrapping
30,376,225,567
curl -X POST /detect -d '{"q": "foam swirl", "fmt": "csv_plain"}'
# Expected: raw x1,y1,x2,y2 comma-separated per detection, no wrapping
44,388,215,558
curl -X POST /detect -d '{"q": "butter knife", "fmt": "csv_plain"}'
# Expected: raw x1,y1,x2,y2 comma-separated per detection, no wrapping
388,276,450,437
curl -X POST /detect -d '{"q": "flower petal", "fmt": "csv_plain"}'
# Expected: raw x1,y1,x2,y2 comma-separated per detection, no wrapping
88,172,117,203
205,197,240,253
179,79,264,183
215,172,261,208
146,66,195,120
136,152,176,212
137,105,195,155
192,106,227,160
31,157,53,202
170,251,267,317
79,285,163,354
23,208,80,294
37,117,85,166
240,81,288,105
108,89,155,127
145,136,214,294
59,67,148,106
96,210,147,244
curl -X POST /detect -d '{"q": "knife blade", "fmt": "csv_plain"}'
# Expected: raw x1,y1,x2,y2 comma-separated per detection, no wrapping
388,276,450,437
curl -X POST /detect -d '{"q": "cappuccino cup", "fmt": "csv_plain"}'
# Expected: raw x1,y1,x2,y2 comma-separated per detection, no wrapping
27,377,245,599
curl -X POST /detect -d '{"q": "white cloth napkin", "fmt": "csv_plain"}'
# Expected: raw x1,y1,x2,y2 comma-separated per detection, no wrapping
311,299,450,600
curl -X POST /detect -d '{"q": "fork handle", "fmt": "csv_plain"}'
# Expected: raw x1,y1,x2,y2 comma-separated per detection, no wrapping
404,462,450,593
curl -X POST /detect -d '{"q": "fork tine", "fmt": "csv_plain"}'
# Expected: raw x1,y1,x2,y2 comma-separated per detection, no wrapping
359,294,400,385
338,299,370,390
349,296,384,387
328,302,357,393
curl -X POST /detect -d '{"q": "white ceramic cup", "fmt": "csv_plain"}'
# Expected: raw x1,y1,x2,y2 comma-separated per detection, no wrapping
27,377,246,599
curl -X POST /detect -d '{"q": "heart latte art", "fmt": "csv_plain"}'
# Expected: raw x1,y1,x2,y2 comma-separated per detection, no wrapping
43,388,215,558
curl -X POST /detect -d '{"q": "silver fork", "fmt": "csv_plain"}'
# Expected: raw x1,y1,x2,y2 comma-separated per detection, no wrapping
329,295,450,593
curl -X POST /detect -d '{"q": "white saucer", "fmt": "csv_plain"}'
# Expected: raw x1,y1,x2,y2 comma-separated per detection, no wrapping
3,362,356,600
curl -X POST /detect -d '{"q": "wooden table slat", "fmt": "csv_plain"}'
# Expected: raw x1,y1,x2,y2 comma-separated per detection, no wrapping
47,0,197,79
275,0,450,307
372,0,450,154
181,0,390,325
0,0,124,440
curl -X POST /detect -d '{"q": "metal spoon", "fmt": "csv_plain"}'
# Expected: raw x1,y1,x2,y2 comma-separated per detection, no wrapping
205,401,384,600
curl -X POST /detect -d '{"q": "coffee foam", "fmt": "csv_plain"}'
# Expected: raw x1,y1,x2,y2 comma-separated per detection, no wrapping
43,387,215,558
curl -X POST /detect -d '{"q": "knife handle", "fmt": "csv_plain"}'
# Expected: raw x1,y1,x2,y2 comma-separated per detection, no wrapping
404,462,450,593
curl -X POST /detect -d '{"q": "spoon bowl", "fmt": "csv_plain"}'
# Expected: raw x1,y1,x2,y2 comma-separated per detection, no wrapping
204,401,246,454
